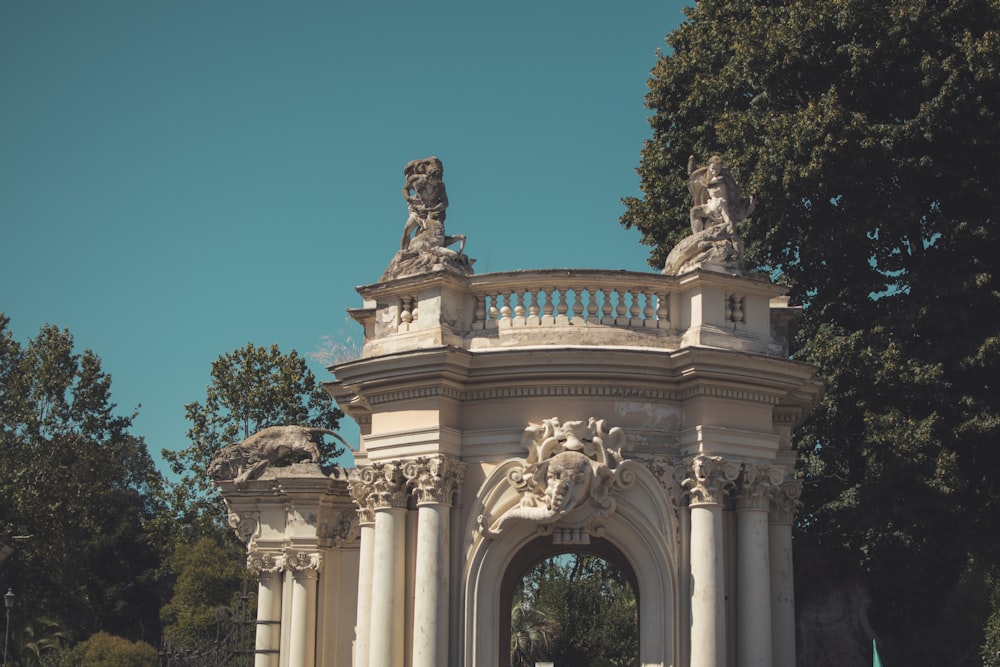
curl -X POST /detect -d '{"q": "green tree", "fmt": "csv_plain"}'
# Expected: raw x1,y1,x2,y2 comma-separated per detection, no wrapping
159,537,247,651
60,632,158,667
622,0,1000,663
510,597,560,667
515,554,638,667
161,342,344,539
0,315,163,645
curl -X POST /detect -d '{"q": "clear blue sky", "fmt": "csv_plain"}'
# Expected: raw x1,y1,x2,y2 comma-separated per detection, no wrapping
1,1,689,472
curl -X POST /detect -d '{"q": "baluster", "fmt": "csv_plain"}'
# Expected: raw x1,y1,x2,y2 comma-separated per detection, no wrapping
601,289,615,325
586,288,599,324
556,288,569,326
629,289,642,327
499,291,513,327
541,287,555,326
400,296,413,329
513,289,526,326
571,288,585,326
615,288,629,326
487,292,500,330
527,288,541,326
642,290,656,328
657,291,670,329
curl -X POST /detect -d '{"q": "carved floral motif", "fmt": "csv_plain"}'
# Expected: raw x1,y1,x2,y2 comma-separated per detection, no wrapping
480,417,637,539
769,479,803,525
735,464,785,511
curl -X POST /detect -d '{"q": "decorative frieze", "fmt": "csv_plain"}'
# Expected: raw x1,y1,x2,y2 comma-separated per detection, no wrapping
403,455,467,506
677,454,740,506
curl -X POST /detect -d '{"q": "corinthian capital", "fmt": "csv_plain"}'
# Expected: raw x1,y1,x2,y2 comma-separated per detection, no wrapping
677,455,740,506
735,464,785,511
348,469,377,524
769,479,803,525
281,550,323,575
403,455,467,506
364,461,409,509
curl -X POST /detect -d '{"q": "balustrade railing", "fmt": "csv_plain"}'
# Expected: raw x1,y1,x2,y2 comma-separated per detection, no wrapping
466,272,672,332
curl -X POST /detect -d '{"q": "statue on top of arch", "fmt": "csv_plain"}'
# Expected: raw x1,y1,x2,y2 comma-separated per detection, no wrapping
380,156,475,281
662,154,755,275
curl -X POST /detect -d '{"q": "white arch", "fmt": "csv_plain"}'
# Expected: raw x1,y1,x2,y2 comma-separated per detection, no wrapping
461,460,680,667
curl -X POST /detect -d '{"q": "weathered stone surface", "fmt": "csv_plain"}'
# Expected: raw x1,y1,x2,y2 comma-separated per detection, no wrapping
382,157,474,281
663,155,755,275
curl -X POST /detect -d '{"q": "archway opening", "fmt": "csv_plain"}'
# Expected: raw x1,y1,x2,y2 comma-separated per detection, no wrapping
502,538,639,667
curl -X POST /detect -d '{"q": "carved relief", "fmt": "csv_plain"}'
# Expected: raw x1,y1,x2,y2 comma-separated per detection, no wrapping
319,509,360,547
281,550,323,573
348,469,377,525
247,550,282,574
480,417,637,539
403,455,467,506
677,454,740,506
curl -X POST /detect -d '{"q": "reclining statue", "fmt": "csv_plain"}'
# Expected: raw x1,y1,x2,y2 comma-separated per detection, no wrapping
208,425,349,487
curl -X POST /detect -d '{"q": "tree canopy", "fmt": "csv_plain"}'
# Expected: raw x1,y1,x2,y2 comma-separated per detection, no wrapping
622,0,1000,663
0,315,163,647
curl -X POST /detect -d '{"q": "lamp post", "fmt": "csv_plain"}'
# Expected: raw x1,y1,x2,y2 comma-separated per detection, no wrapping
3,588,13,667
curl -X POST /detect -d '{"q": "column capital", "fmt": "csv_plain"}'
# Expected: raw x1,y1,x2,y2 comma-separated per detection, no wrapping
403,455,467,506
281,550,323,577
677,454,740,506
735,464,785,511
247,549,282,575
769,479,803,525
365,461,410,509
349,470,377,524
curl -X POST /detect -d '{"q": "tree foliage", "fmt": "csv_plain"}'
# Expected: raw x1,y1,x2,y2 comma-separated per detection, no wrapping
622,0,1000,662
0,315,162,645
161,342,343,539
60,632,158,667
513,553,638,667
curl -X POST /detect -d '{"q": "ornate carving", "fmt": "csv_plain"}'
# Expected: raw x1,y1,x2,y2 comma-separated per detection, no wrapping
363,461,409,509
382,157,474,281
281,550,322,573
481,417,637,538
663,155,755,275
677,454,740,506
247,550,282,574
227,508,260,545
348,469,377,524
735,464,785,511
208,426,346,487
403,455,467,506
769,479,803,525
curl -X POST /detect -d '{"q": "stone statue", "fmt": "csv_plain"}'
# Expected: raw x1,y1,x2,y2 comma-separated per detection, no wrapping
381,157,474,281
208,425,350,487
662,155,755,275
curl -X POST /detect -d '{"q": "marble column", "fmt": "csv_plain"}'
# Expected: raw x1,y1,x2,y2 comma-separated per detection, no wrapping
404,456,466,667
769,479,801,667
367,462,409,667
680,455,739,667
735,465,782,667
285,552,322,667
350,474,377,667
248,553,283,667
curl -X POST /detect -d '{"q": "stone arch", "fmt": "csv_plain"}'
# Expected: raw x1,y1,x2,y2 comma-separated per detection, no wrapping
462,460,679,667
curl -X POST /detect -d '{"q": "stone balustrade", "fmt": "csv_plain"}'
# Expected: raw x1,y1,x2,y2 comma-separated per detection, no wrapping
350,267,797,358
